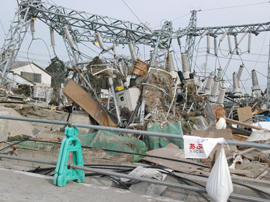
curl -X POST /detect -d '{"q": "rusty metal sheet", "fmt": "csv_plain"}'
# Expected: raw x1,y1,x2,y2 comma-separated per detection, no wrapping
63,79,117,127
144,143,205,173
237,106,253,124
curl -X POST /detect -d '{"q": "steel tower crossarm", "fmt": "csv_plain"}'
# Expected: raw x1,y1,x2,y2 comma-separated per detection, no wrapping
21,1,172,47
176,22,270,38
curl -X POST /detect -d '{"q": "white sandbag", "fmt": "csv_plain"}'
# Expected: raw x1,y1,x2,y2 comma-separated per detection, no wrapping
183,135,225,159
216,118,226,129
206,147,233,202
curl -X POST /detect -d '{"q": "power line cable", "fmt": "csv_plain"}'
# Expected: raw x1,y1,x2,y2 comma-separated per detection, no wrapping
201,1,270,12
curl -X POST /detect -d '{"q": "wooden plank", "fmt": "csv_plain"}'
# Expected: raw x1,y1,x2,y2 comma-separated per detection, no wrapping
226,118,270,132
144,143,205,173
63,79,117,127
237,107,253,124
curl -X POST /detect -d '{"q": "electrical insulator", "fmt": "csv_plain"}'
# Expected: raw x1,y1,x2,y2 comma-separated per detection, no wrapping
204,72,214,94
219,30,228,42
207,35,210,53
214,37,217,56
30,19,35,35
227,35,232,54
63,26,75,48
128,42,137,62
95,32,104,49
237,65,244,80
113,44,117,56
217,85,226,104
248,33,252,53
210,81,220,103
238,32,248,46
217,67,222,81
234,35,239,55
50,27,55,47
201,30,208,38
181,52,190,80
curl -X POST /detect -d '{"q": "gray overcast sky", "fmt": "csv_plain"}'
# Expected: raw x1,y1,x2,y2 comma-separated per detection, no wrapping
0,0,269,93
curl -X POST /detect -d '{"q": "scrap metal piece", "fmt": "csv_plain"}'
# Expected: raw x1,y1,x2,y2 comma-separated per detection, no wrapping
63,79,117,127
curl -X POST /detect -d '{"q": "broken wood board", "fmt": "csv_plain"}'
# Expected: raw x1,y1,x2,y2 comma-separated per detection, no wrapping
232,134,248,142
229,169,253,178
144,143,206,173
63,79,117,127
237,107,253,124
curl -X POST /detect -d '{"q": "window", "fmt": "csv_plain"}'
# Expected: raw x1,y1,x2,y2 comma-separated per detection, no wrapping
21,72,41,83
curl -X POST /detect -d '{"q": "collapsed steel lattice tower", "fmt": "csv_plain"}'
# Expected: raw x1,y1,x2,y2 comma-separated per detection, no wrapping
1,0,270,95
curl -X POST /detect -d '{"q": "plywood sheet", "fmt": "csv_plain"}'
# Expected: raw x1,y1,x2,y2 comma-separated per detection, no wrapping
237,106,253,124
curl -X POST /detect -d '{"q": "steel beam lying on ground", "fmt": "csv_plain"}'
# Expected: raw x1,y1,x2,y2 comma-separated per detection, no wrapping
0,115,270,150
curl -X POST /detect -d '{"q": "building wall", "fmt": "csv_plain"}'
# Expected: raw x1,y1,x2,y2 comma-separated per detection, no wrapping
6,72,34,89
12,64,51,87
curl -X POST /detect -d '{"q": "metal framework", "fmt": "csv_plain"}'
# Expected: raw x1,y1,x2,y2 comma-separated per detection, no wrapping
0,0,270,89
185,10,197,68
177,22,270,37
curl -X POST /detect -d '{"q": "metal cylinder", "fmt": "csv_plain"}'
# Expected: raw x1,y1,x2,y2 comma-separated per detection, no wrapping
95,32,104,49
128,42,137,62
214,37,217,56
237,65,244,80
181,52,190,80
248,33,251,53
50,27,55,47
227,35,232,54
63,26,75,48
207,35,210,53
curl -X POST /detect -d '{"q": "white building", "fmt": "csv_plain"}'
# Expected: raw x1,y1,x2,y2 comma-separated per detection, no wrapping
8,61,53,102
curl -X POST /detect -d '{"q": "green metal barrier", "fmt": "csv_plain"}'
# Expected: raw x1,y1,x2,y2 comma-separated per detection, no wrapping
54,127,85,187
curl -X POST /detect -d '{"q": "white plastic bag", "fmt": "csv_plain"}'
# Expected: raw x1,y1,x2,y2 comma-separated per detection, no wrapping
206,146,233,202
183,135,224,159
